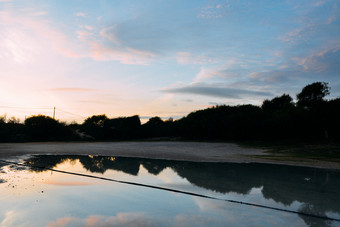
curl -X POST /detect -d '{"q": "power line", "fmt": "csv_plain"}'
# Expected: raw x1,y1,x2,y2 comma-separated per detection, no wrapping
0,159,339,223
0,106,86,120
57,108,86,119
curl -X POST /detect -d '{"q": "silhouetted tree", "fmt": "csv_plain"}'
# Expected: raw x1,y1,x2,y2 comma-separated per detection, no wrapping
295,82,332,140
262,94,294,112
141,116,166,138
297,82,330,108
81,115,141,140
0,115,6,124
105,115,141,139
24,115,71,141
261,94,297,140
178,105,264,140
81,114,108,139
323,98,340,140
83,114,108,128
1,81,339,142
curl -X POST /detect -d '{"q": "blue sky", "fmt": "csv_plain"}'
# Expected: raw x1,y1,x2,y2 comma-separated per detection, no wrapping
0,0,339,122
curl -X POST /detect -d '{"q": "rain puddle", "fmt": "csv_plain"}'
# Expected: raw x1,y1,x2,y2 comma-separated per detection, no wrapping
0,155,340,227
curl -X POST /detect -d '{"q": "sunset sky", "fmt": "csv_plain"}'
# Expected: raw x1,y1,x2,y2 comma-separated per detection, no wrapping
0,0,339,123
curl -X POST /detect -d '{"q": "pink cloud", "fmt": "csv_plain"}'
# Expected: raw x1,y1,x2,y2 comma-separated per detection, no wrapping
82,25,94,30
47,213,157,227
327,15,337,24
47,217,75,227
86,216,100,226
0,9,83,62
99,26,121,44
280,27,307,43
89,41,155,65
76,30,93,40
0,8,156,65
294,44,340,72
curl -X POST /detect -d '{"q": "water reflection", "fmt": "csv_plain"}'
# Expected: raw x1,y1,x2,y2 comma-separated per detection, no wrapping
22,155,340,226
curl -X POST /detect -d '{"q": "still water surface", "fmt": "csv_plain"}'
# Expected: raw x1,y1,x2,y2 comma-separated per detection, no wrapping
0,155,340,227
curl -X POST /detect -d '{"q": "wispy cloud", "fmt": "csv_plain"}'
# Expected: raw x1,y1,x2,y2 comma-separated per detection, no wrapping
48,88,100,92
68,25,157,65
193,59,240,83
75,12,86,17
0,8,83,63
176,52,216,65
89,41,155,65
279,26,311,43
294,44,340,73
19,8,49,16
76,30,93,40
82,25,94,30
99,26,121,44
198,2,232,19
0,8,156,66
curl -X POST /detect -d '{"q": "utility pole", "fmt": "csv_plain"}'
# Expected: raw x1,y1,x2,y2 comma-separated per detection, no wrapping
53,107,56,119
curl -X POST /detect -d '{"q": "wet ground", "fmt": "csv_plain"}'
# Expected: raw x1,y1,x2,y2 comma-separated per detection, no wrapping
0,142,264,162
1,154,340,227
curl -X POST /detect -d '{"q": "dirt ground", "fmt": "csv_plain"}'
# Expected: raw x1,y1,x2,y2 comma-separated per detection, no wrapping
0,141,339,169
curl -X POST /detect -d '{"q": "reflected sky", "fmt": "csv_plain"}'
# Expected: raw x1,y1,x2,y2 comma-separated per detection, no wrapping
1,155,340,227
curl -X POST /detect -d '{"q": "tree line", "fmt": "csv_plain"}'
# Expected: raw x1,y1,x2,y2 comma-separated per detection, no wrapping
0,81,339,142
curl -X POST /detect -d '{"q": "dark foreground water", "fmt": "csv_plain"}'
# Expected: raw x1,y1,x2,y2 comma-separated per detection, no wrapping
0,155,340,227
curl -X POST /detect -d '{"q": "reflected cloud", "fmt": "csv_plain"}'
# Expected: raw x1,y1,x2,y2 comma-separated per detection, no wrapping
47,213,159,227
174,213,225,227
23,155,340,226
191,198,305,227
0,210,19,227
44,180,100,186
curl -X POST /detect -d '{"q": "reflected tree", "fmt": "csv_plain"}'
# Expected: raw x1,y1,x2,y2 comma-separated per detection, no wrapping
140,160,168,175
299,204,332,227
24,154,340,225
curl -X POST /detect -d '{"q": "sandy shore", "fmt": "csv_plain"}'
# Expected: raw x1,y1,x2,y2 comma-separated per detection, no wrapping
0,141,339,169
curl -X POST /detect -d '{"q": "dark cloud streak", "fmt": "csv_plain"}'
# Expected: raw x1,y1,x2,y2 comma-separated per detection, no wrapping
164,84,273,99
